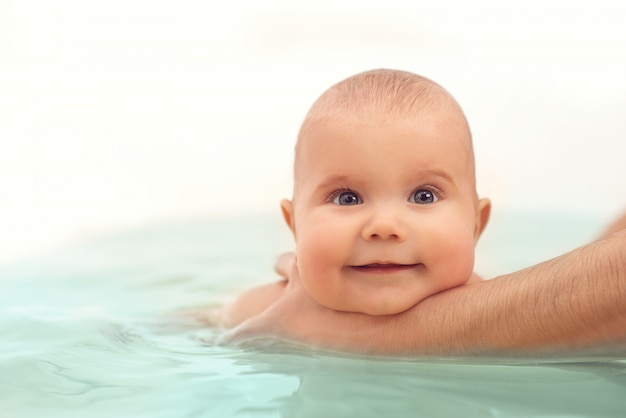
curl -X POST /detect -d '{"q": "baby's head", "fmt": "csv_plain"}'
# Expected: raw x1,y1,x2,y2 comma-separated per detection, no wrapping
281,69,491,315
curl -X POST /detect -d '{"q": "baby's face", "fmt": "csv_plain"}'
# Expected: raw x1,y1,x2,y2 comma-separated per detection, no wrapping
282,109,489,315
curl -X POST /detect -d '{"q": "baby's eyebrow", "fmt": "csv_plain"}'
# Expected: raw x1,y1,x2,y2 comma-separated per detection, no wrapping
416,169,455,185
313,171,455,190
314,175,354,191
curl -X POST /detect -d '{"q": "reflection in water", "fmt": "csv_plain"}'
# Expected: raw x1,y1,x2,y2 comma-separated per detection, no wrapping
233,346,626,418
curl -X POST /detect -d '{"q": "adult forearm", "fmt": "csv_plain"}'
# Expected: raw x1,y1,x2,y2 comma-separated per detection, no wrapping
384,229,626,355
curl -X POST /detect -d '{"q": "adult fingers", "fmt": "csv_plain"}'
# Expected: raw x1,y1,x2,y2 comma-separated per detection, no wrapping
274,252,296,279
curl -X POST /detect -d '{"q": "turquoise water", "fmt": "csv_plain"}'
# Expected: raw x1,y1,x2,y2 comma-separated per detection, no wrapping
1,212,625,417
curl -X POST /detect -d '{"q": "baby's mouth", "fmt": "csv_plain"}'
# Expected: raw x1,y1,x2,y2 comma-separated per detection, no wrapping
349,263,422,273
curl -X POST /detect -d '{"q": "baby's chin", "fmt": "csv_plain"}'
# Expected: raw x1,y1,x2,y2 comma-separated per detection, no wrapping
320,298,421,316
350,303,417,316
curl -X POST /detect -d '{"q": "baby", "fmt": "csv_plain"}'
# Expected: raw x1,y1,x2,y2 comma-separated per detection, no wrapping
214,69,491,328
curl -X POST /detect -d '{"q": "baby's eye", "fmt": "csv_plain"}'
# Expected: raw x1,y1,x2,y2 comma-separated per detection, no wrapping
411,189,438,204
332,190,362,206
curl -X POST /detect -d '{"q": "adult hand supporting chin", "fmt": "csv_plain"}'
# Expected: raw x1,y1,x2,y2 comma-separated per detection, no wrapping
219,251,471,355
221,229,626,357
218,252,397,353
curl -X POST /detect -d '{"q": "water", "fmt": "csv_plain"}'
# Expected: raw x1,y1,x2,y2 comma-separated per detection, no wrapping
1,212,625,417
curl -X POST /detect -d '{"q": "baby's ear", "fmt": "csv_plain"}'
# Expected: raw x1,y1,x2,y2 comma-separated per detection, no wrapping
474,198,491,242
280,199,296,235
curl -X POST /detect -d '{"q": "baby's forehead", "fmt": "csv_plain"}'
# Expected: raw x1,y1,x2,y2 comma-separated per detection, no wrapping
291,70,476,188
296,100,471,155
294,110,474,178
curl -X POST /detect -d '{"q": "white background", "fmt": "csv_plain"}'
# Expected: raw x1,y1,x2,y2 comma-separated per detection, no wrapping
1,0,625,264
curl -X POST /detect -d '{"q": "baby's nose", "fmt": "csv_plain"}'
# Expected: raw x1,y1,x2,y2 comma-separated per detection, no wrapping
362,209,408,241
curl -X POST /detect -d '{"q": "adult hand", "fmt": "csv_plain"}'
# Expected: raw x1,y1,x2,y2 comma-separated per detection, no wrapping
221,253,330,345
223,251,472,354
223,229,626,356
273,252,296,280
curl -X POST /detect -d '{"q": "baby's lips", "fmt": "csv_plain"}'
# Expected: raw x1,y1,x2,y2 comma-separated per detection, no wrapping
349,263,423,272
351,261,419,268
361,263,403,268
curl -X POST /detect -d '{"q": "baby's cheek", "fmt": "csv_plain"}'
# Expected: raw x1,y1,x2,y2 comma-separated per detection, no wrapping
445,240,475,285
430,226,476,286
298,222,346,260
295,227,342,292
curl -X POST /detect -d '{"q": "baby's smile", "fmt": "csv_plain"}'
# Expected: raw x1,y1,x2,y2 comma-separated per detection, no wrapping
348,263,423,274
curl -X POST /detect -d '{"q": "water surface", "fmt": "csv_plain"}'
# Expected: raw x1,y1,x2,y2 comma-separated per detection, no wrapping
1,212,624,417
